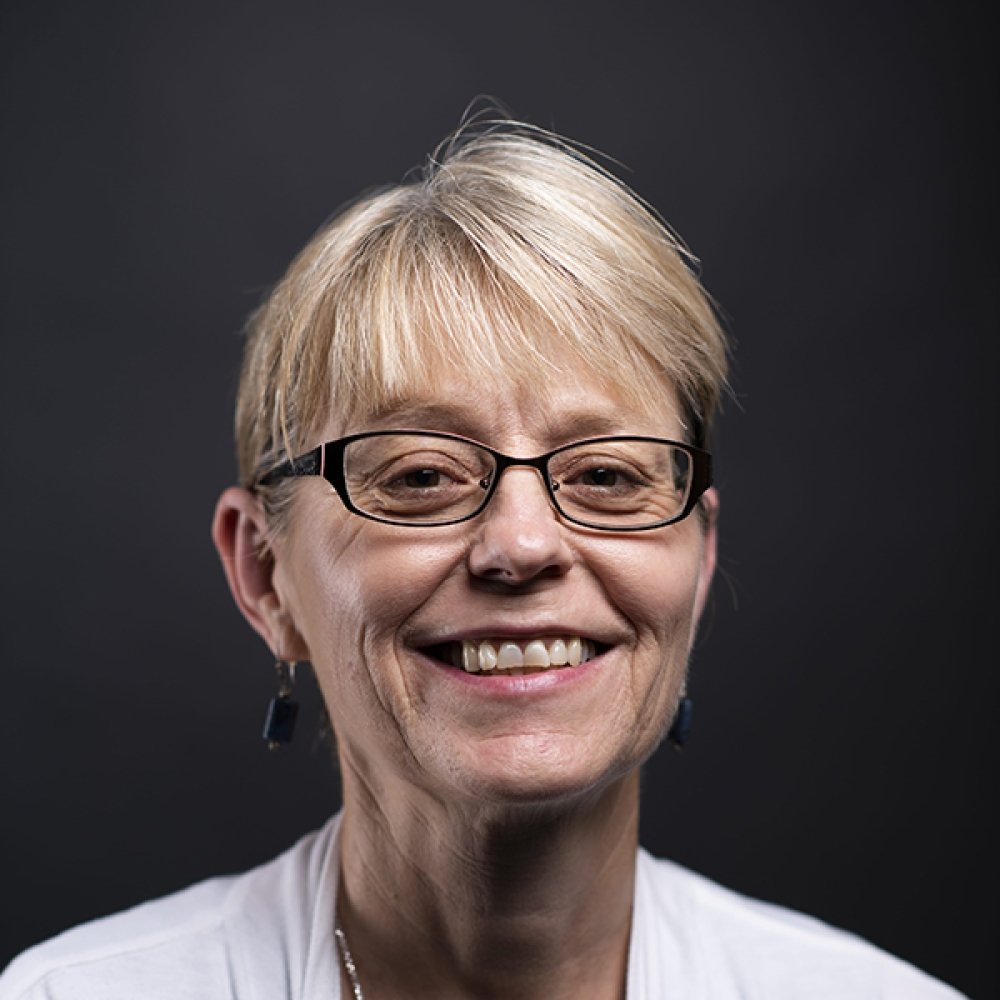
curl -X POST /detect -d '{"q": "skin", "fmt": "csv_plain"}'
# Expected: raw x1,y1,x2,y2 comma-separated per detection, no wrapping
213,364,718,1000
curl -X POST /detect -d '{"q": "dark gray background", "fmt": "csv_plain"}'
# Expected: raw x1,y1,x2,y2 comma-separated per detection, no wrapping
1,2,995,996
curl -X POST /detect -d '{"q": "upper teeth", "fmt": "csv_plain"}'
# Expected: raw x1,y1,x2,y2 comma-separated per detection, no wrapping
453,637,596,674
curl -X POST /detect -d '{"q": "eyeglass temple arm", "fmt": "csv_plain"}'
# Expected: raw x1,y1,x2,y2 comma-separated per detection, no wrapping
692,451,713,502
256,447,323,487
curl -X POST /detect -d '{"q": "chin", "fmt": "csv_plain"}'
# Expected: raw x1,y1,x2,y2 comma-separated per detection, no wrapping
429,733,639,811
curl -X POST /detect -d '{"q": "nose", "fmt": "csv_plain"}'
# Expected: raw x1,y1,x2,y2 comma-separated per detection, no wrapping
467,467,573,585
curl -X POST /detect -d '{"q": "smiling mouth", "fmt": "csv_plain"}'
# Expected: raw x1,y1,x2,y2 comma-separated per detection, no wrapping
423,637,603,676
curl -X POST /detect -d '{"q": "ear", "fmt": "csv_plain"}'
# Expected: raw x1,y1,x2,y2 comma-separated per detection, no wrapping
692,487,719,624
211,487,310,662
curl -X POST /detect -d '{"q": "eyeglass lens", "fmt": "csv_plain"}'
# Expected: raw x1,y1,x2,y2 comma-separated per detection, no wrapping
342,434,694,528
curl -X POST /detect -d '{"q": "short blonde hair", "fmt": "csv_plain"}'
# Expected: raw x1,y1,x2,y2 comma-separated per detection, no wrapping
236,122,728,524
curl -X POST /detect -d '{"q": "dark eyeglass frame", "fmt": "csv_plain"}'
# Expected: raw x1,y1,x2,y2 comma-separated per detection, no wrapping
256,429,712,531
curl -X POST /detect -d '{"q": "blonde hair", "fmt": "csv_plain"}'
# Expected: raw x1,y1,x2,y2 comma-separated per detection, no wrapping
236,121,729,524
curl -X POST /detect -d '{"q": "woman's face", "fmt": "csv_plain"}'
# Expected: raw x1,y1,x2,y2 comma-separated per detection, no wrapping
268,363,717,810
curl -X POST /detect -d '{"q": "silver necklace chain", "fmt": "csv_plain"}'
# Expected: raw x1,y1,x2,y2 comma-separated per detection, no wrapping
334,923,365,1000
336,917,627,999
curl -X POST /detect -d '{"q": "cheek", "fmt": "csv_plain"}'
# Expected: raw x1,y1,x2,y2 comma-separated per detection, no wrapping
598,532,705,718
282,519,461,702
594,530,706,646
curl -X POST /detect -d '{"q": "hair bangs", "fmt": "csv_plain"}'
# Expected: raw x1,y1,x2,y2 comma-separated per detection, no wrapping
325,207,683,435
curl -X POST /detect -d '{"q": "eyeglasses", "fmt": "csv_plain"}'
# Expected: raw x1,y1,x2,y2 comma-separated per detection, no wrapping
257,430,712,531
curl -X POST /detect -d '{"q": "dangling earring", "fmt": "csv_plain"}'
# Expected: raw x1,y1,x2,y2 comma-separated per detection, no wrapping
668,694,693,750
262,660,299,750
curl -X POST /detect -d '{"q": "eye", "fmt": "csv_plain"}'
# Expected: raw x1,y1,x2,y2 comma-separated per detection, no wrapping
562,460,644,494
343,433,494,522
552,449,652,514
579,466,629,488
367,451,483,515
382,459,463,495
402,468,445,489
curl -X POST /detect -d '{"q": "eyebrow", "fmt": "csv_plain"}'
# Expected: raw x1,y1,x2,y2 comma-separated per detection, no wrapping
359,401,634,446
365,401,478,428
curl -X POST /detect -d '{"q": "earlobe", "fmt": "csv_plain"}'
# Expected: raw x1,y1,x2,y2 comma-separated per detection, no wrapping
211,487,309,661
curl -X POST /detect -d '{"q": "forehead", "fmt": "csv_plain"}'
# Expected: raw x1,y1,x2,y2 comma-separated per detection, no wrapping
337,362,684,450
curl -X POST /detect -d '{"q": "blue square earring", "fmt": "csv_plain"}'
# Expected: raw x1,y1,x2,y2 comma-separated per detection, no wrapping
668,695,693,750
263,660,299,750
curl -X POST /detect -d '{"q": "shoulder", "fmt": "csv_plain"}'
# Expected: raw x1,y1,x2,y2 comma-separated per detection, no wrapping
0,819,339,1000
631,849,966,1000
0,877,236,1000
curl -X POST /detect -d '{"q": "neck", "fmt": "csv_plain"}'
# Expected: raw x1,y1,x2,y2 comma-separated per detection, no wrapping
337,767,639,1000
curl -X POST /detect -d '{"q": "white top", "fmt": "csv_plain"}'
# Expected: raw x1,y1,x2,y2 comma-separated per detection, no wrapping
0,814,965,999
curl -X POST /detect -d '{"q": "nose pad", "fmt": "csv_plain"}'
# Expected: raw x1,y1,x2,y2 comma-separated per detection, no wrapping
468,468,571,583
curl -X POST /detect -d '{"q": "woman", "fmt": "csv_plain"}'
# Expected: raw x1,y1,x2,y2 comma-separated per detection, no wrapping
0,122,963,999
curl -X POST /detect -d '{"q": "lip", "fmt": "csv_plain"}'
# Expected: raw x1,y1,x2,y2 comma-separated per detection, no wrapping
404,613,629,696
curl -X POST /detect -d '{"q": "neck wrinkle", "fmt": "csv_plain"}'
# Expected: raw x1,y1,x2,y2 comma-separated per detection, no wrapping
337,765,640,1000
